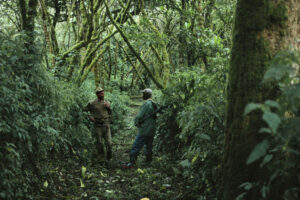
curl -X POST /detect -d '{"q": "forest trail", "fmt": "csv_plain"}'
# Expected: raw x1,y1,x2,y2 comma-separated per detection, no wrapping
39,98,181,200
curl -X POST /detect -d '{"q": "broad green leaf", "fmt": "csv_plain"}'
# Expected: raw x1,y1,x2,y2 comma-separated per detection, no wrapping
184,22,191,29
198,133,211,140
179,159,190,168
82,192,87,197
137,168,144,174
236,192,246,200
239,182,253,190
100,171,107,177
259,127,272,133
264,100,280,109
244,103,261,115
247,140,270,164
162,184,171,188
81,166,86,178
261,185,269,198
262,111,281,133
264,65,295,82
260,154,273,167
43,180,48,188
191,154,199,163
172,167,180,175
80,179,85,188
87,173,93,179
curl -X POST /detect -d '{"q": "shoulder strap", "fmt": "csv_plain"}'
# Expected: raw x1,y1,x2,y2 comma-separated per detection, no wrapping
150,100,157,111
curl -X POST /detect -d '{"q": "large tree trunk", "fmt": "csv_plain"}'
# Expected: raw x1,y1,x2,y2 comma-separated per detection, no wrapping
221,0,299,199
19,0,38,55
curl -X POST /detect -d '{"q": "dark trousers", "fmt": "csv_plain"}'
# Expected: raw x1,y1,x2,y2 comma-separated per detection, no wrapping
129,135,153,163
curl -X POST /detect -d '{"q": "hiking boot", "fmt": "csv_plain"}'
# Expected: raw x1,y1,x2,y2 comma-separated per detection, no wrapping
122,162,135,169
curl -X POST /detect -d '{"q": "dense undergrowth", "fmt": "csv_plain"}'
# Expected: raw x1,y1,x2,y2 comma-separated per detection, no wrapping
0,30,228,199
153,64,227,199
0,32,131,199
1,24,299,200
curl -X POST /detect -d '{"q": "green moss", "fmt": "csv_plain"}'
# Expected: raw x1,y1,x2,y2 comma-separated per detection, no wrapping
269,1,288,27
235,0,288,32
235,0,271,32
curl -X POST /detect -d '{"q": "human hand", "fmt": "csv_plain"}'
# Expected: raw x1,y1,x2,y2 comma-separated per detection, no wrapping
104,102,110,108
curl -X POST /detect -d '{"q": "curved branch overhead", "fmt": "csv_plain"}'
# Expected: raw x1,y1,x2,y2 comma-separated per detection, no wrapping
104,1,164,90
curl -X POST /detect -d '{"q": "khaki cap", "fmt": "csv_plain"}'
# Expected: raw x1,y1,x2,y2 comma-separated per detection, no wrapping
95,87,104,93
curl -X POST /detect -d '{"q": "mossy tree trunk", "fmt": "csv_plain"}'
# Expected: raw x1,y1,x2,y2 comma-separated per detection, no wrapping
94,61,100,88
105,1,164,90
114,39,118,79
18,0,38,55
38,0,59,68
221,0,300,200
108,39,112,80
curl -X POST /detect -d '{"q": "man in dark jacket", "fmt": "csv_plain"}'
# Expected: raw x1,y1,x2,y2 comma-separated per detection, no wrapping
126,88,157,167
84,87,113,160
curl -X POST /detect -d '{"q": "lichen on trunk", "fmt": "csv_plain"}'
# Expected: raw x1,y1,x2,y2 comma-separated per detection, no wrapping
221,0,299,199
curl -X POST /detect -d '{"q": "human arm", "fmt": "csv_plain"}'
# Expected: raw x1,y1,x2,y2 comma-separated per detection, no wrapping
104,100,112,115
134,101,152,126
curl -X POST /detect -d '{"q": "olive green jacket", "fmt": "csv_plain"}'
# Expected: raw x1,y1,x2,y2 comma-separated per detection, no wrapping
84,98,112,125
134,99,156,137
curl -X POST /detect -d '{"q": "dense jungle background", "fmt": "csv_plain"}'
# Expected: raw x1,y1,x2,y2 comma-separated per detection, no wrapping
0,0,299,199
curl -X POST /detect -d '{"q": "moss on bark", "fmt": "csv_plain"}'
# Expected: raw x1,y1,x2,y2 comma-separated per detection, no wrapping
18,0,38,57
221,0,297,199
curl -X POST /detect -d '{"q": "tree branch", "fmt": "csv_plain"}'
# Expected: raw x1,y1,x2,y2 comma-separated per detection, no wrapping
78,45,109,84
104,1,164,89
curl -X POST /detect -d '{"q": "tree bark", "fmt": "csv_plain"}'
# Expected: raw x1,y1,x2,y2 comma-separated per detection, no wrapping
19,0,38,48
221,0,300,200
108,40,112,80
39,0,59,67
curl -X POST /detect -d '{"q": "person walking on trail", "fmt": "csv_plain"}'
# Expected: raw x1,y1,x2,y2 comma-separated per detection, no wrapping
126,88,157,167
84,87,113,160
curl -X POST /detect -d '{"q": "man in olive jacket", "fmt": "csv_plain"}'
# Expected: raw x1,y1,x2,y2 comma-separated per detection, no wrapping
84,87,112,160
127,88,157,167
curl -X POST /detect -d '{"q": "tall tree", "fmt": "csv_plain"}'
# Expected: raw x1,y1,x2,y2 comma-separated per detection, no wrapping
221,0,300,199
18,0,38,54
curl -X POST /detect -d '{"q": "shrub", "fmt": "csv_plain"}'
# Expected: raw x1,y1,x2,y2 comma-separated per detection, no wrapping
154,66,226,199
241,51,300,199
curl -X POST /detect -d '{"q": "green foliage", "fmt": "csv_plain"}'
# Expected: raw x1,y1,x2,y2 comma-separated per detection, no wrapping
155,64,226,199
0,31,41,199
0,30,131,199
0,0,238,199
247,140,270,164
105,90,131,135
242,50,300,199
